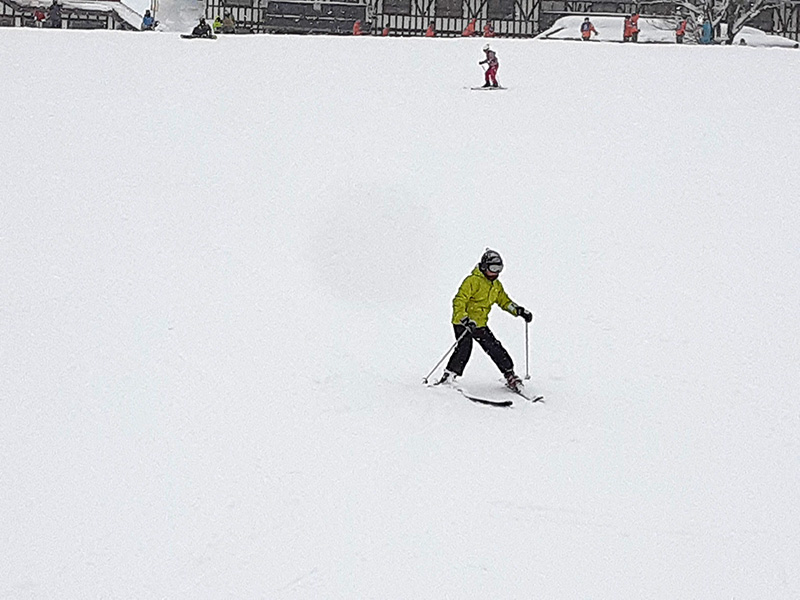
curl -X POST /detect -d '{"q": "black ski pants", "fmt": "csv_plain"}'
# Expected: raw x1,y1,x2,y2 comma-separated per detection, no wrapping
446,324,513,377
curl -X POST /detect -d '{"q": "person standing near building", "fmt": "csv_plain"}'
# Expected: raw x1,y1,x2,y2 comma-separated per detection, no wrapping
629,12,640,41
46,0,62,29
580,17,598,41
142,9,156,30
700,17,713,44
676,16,687,43
436,249,532,393
222,12,235,33
478,44,499,88
623,13,640,42
623,15,633,41
462,17,477,36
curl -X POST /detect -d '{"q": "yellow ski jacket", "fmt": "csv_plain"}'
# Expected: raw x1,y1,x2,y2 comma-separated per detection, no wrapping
451,267,518,327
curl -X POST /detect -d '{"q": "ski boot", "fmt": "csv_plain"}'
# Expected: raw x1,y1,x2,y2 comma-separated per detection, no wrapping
482,82,491,88
504,370,523,393
436,370,457,386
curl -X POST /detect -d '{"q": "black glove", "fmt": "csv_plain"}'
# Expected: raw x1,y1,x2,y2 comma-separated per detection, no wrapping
459,316,478,334
516,306,533,323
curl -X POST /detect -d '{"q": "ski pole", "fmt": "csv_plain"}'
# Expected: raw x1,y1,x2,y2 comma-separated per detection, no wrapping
524,320,530,380
422,327,471,384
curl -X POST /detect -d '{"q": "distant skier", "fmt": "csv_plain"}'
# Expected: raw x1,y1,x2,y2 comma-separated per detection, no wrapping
580,17,598,41
478,44,499,88
436,249,533,392
700,18,713,44
141,9,157,30
46,0,62,29
222,12,236,33
623,13,639,42
630,13,640,41
190,17,213,38
462,17,477,37
623,12,640,42
675,16,687,43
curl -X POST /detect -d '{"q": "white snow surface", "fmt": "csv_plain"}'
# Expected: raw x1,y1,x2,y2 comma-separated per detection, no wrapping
152,0,203,33
2,29,800,598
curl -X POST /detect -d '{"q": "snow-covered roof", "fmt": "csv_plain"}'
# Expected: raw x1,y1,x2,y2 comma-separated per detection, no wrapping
9,0,143,29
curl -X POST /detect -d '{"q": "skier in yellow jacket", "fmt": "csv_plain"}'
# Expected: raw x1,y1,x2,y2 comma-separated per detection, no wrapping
437,249,532,391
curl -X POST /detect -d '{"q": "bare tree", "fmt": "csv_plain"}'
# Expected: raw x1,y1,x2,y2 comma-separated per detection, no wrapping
673,0,728,37
670,0,786,43
724,0,783,44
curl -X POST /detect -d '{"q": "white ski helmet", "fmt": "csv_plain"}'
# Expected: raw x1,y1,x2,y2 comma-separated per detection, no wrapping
483,44,491,51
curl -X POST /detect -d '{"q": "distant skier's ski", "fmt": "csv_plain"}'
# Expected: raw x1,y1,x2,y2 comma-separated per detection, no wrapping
469,86,508,91
181,34,218,39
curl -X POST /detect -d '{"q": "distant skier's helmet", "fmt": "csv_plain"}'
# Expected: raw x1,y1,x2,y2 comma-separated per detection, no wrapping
483,44,491,51
479,249,503,275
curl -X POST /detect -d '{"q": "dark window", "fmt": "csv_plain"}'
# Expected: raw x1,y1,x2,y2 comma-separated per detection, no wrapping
750,10,773,32
591,2,616,12
224,0,254,7
383,0,411,15
435,0,462,18
487,0,514,19
68,18,107,28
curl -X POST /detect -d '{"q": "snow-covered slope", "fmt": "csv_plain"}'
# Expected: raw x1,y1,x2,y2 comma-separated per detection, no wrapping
151,0,203,33
2,30,799,598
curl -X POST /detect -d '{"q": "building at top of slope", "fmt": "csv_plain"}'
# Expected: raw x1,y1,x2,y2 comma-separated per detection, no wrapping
0,0,142,30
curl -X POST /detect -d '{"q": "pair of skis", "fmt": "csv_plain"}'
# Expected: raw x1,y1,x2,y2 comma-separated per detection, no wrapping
431,380,543,408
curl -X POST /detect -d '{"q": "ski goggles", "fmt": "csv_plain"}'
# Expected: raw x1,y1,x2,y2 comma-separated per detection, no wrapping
486,263,503,274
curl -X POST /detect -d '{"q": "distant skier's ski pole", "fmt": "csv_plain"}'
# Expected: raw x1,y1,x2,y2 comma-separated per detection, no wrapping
422,327,471,384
